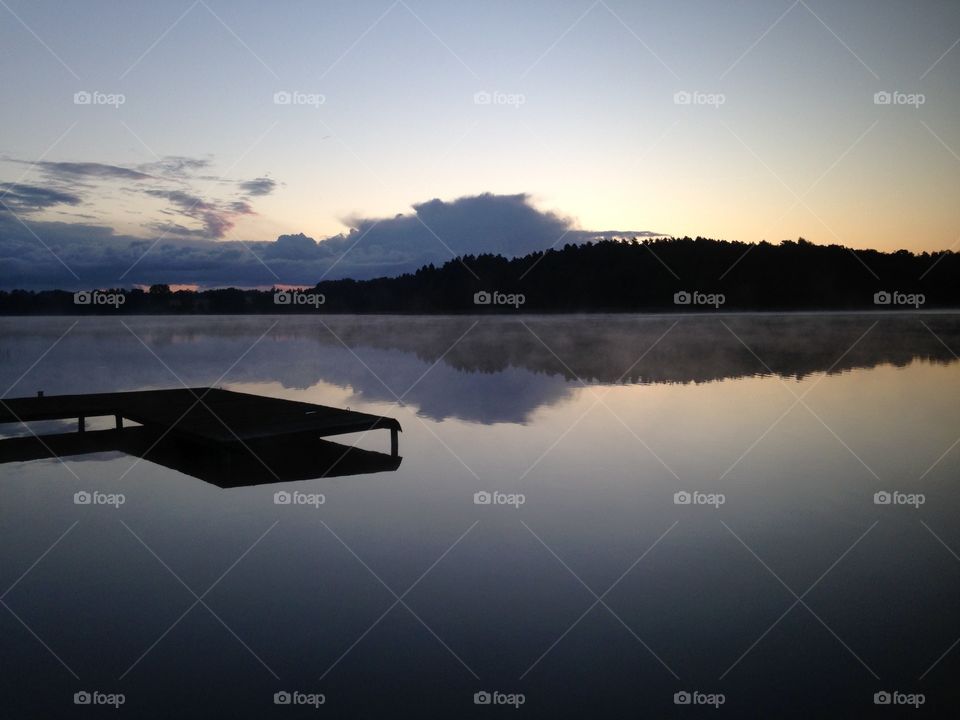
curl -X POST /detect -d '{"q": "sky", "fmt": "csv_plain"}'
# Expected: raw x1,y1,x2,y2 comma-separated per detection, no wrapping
1,0,958,289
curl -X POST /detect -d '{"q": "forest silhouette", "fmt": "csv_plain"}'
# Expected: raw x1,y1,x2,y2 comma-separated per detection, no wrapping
2,236,956,313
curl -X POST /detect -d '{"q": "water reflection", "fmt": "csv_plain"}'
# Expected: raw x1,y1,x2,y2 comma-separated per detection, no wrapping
1,314,957,424
2,314,960,718
0,428,401,487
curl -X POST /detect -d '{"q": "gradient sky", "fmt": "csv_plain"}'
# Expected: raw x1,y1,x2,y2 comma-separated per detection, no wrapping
1,0,959,287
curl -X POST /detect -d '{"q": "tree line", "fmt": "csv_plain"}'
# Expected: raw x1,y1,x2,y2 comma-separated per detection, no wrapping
1,236,956,314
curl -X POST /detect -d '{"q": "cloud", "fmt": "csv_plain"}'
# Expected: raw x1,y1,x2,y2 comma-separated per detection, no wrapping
238,177,276,196
316,192,575,275
263,233,322,260
0,192,661,289
144,189,255,239
138,156,210,178
316,193,663,276
30,161,153,181
2,154,285,240
0,183,82,212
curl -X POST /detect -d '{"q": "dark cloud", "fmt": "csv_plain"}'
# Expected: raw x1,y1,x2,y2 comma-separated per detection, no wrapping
1,154,279,241
138,156,210,178
238,177,276,196
145,189,203,206
29,156,214,183
263,233,323,260
31,161,153,181
144,189,255,239
320,195,667,275
145,221,209,239
0,192,660,289
229,200,254,214
311,193,577,277
0,183,82,212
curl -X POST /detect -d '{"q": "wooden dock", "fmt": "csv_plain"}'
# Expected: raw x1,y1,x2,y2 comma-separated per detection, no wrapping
0,388,401,459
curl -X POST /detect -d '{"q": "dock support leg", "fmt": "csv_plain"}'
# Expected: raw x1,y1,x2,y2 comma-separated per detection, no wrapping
390,428,398,457
115,414,123,431
78,415,85,433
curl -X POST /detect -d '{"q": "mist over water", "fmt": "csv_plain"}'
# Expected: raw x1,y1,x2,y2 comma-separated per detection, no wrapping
1,313,959,717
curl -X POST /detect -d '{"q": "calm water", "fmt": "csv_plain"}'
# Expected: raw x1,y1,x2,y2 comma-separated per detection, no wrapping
1,314,959,717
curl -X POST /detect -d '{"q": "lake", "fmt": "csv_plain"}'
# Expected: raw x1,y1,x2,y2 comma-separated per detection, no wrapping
1,313,959,717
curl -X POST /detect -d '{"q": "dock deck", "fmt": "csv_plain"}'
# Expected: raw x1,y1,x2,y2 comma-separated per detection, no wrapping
0,388,401,456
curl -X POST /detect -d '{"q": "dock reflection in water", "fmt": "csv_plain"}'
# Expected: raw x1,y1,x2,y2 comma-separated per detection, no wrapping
0,428,401,486
0,388,402,486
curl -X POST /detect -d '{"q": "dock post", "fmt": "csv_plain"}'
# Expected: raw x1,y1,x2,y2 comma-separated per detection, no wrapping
390,427,398,457
78,415,85,433
115,414,123,431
